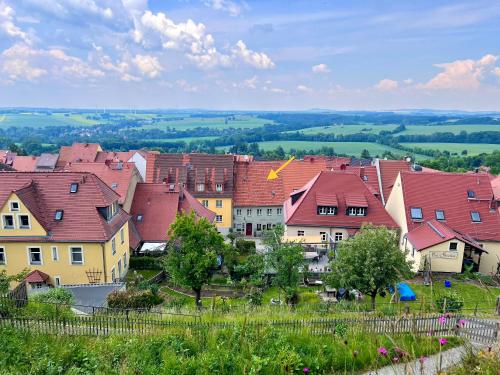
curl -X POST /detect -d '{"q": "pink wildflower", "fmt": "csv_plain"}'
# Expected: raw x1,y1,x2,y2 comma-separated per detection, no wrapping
458,319,467,327
378,347,388,356
438,316,446,325
303,368,309,373
439,338,448,346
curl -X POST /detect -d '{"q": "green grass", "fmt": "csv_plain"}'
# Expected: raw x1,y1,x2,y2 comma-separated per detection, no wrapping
144,136,218,143
288,124,399,135
125,269,160,282
402,143,500,155
225,141,431,159
0,325,461,374
0,112,102,127
139,115,273,130
400,124,500,135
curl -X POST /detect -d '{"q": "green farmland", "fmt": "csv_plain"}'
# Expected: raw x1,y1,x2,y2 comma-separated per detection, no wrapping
0,112,102,127
402,142,500,155
287,124,399,135
400,124,500,135
138,115,273,130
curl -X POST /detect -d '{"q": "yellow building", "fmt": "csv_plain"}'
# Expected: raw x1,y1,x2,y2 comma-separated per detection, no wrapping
0,172,130,289
197,197,232,230
386,171,499,274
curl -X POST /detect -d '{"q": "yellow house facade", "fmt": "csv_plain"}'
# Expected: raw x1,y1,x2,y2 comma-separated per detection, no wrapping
197,197,232,231
386,171,499,274
0,172,131,289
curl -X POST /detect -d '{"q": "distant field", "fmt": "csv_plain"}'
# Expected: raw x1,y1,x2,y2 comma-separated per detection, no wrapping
218,141,430,159
144,136,218,143
138,115,273,130
287,124,399,135
400,124,500,135
0,112,102,127
402,142,500,155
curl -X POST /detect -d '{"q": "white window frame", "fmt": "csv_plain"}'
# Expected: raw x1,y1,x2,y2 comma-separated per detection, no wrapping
2,214,15,229
123,252,128,269
256,223,262,231
348,207,357,216
277,208,282,215
257,209,262,216
410,207,423,220
118,259,122,276
297,230,305,237
197,183,205,192
215,183,223,192
236,209,241,216
267,208,272,216
247,209,252,216
202,200,209,208
51,246,59,261
69,246,84,265
266,223,272,230
215,215,223,223
27,247,43,265
111,267,116,282
17,214,31,229
0,247,6,265
9,201,20,212
449,242,458,251
54,276,61,287
112,237,116,255
334,232,343,242
320,232,327,242
216,200,223,208
120,228,125,244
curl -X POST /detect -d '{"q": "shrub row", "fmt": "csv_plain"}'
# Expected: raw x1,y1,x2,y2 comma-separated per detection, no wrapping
129,256,163,270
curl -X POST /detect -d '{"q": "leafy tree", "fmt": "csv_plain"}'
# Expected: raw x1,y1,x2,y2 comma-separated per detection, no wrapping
360,149,371,159
325,225,413,310
264,226,305,305
0,270,28,295
163,212,225,307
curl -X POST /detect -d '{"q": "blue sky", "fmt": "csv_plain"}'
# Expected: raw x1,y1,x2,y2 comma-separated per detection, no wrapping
0,0,499,110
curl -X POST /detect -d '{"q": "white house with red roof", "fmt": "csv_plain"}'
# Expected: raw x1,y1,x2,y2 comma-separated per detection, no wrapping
386,171,500,274
283,171,399,251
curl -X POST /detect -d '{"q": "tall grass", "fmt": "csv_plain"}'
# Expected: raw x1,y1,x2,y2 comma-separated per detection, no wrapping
0,325,460,374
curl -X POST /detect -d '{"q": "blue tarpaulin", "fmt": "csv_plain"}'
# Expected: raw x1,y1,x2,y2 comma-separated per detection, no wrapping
397,283,416,301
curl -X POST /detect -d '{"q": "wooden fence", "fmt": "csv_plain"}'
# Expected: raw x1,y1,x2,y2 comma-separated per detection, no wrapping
0,314,498,343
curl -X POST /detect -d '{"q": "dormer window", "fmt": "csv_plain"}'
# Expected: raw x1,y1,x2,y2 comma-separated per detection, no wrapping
216,183,223,192
9,202,19,212
70,183,79,193
470,211,481,222
111,182,118,189
317,206,337,215
197,183,205,192
435,210,445,221
55,210,64,221
467,190,475,199
347,207,366,216
410,207,423,220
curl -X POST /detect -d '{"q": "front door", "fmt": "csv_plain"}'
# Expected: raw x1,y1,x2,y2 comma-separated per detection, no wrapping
245,223,253,236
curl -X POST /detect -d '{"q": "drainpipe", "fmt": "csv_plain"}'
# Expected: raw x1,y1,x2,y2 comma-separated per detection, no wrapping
101,243,108,283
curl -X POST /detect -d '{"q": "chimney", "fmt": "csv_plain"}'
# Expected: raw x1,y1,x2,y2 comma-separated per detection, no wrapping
359,167,365,180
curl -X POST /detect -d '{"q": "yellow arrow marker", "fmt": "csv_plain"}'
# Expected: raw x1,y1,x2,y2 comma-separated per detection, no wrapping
267,156,295,180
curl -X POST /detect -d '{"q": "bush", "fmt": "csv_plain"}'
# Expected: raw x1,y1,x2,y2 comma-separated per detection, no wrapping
235,239,256,255
246,287,263,306
107,289,163,309
435,291,464,313
31,288,74,305
129,256,163,270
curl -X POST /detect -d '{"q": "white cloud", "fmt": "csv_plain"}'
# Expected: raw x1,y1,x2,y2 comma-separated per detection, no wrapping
23,0,113,21
1,43,104,82
132,54,162,78
375,78,398,91
296,84,312,93
242,75,258,89
232,40,274,69
0,1,32,43
423,54,498,90
494,67,500,77
403,78,414,85
312,63,330,74
176,79,199,93
204,0,247,17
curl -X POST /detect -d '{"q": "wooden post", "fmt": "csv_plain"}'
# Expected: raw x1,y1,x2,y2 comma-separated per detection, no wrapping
495,297,500,315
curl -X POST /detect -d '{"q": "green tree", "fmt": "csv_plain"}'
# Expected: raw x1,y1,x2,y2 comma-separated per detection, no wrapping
325,225,413,310
163,212,224,307
264,226,305,305
0,270,28,295
360,149,371,159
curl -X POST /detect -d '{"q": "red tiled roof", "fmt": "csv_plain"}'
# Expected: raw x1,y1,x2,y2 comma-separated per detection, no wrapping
490,175,500,201
128,220,142,250
345,165,381,197
315,193,338,206
233,160,286,206
284,171,398,229
400,171,500,241
0,172,129,242
12,156,39,172
130,183,216,242
64,162,141,205
25,269,50,283
57,143,101,167
345,194,368,208
281,158,330,194
146,153,234,198
95,151,145,163
379,159,411,203
407,220,485,251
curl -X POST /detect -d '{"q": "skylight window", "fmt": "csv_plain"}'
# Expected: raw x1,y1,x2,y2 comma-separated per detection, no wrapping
137,214,143,222
435,210,445,221
467,190,475,198
470,211,481,222
410,207,423,220
111,182,118,189
55,210,64,221
70,183,79,193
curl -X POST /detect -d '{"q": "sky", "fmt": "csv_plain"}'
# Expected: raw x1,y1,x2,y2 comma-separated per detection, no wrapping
0,0,500,111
